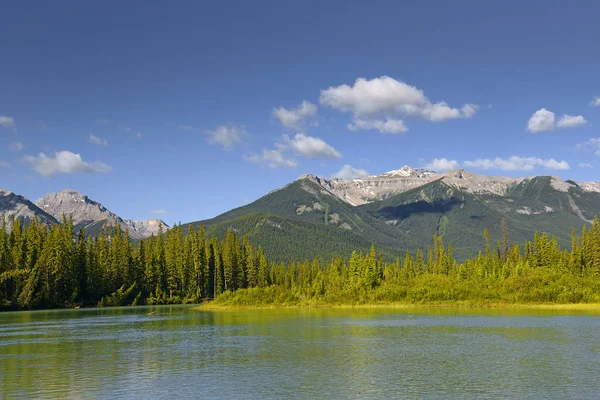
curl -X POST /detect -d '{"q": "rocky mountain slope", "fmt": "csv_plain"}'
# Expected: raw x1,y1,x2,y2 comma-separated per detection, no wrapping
2,166,598,261
577,181,600,193
36,190,168,239
182,177,425,261
299,166,531,206
183,166,599,262
301,166,436,205
0,189,58,229
359,175,600,260
305,165,598,208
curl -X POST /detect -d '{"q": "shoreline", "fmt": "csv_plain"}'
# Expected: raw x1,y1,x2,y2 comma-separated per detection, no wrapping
194,302,600,311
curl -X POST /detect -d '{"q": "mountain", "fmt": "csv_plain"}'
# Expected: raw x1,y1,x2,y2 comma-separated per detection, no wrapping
181,177,427,261
576,181,600,193
2,166,597,262
183,167,599,263
314,166,436,205
0,189,58,229
359,173,600,260
35,190,168,239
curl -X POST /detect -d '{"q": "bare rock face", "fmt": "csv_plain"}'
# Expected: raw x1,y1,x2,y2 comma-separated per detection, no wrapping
300,166,437,205
300,166,600,206
36,190,168,239
0,189,58,229
123,218,169,238
577,181,600,193
440,169,524,196
37,190,113,225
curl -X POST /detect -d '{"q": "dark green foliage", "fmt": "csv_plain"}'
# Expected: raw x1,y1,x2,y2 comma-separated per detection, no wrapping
179,176,597,264
182,178,426,262
0,217,279,310
360,178,596,261
214,217,600,306
1,211,600,310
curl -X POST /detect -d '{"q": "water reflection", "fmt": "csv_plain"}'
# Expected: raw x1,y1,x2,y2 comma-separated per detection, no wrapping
1,306,599,399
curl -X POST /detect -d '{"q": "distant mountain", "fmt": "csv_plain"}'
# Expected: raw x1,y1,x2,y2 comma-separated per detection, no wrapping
36,190,168,239
2,167,598,262
182,167,600,262
309,165,436,205
0,189,58,228
359,174,600,260
576,181,600,193
306,166,528,206
181,177,428,261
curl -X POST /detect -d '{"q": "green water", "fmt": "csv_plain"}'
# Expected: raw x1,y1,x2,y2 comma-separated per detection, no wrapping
1,306,600,399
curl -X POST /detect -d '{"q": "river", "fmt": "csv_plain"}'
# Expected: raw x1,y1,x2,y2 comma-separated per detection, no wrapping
1,305,599,399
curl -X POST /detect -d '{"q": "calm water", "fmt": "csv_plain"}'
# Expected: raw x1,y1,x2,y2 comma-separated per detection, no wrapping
1,305,600,399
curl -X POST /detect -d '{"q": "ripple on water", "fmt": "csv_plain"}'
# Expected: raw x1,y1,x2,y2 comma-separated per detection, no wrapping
1,306,599,399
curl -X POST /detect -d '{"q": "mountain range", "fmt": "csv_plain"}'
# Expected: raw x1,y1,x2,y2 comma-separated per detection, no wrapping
182,166,600,261
0,188,168,239
1,166,599,260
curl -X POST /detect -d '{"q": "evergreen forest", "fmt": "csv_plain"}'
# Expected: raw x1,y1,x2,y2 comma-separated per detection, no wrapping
1,215,600,310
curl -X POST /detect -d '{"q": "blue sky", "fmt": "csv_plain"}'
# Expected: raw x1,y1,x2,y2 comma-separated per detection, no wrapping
1,0,599,224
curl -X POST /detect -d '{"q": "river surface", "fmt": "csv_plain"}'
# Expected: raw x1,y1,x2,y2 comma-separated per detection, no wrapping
1,305,600,399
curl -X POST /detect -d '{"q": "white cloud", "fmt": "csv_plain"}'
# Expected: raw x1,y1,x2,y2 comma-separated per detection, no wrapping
204,124,246,150
245,148,297,169
245,132,339,169
557,114,587,128
527,108,555,132
464,156,569,171
578,137,600,155
272,101,317,129
542,159,570,170
347,117,408,134
579,162,593,168
150,209,168,215
461,104,479,118
331,165,370,180
8,142,23,152
528,109,587,132
0,116,15,128
591,96,600,107
423,158,460,172
88,134,108,147
0,161,10,168
23,151,112,176
319,76,476,133
285,133,341,159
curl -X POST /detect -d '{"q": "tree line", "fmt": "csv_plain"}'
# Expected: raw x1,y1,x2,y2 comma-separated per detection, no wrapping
1,216,600,310
0,216,270,310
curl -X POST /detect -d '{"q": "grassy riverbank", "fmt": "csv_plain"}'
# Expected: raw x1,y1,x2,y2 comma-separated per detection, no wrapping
197,301,600,311
196,274,600,310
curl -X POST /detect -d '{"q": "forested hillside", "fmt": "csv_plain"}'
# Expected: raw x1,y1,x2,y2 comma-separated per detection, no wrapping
359,178,596,260
182,175,597,263
2,213,600,310
182,178,424,261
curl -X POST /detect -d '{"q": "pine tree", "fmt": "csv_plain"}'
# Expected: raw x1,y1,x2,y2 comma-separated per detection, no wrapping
501,217,509,261
243,235,256,288
74,228,88,302
256,246,269,288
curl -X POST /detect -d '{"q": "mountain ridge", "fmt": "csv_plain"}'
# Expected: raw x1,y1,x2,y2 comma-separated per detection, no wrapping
181,166,599,262
1,167,598,261
36,189,168,239
0,188,58,228
0,188,167,239
300,166,598,207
